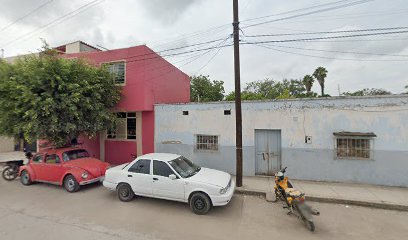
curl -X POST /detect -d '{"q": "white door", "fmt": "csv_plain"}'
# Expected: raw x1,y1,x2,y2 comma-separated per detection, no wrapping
152,160,185,201
127,159,153,196
255,129,282,175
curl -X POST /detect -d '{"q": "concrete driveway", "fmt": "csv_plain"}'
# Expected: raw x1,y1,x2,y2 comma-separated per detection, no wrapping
0,178,407,240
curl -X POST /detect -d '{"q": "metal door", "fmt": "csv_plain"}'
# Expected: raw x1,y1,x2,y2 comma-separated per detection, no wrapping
255,130,281,175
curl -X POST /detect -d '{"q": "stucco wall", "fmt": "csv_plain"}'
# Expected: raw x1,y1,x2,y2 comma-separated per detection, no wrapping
155,95,408,187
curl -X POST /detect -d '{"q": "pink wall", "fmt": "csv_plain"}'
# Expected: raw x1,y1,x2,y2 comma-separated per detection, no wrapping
105,141,136,165
142,111,155,154
78,135,100,159
62,44,190,163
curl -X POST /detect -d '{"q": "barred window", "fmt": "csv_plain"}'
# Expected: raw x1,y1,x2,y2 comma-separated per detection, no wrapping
104,61,125,85
336,138,372,159
196,135,219,151
107,112,136,140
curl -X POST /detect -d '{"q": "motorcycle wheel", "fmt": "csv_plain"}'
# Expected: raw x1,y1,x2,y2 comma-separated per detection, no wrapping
295,204,315,232
274,189,286,202
2,166,18,181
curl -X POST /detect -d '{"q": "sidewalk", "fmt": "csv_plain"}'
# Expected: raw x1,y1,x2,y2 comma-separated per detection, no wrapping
234,176,408,211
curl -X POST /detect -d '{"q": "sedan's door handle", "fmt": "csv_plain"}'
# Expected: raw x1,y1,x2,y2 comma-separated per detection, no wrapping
153,177,158,181
127,175,132,177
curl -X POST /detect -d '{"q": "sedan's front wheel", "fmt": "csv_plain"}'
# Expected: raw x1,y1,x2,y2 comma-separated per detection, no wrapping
117,183,134,202
190,192,211,215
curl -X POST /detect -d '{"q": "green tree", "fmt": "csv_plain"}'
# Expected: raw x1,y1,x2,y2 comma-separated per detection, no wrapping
342,88,391,96
0,49,121,147
312,67,328,96
302,75,314,93
190,75,225,102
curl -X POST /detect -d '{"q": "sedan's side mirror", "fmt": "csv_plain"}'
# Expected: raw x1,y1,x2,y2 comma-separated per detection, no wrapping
169,174,177,180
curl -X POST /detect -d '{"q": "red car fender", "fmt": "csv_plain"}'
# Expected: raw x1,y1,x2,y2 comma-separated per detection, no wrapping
19,165,37,181
59,167,85,185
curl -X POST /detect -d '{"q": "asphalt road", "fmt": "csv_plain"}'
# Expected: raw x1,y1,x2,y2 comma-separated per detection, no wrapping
0,178,407,240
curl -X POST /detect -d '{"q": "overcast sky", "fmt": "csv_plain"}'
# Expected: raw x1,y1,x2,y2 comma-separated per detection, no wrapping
1,0,407,95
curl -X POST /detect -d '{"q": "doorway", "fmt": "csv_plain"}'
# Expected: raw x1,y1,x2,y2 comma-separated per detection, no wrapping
255,129,282,175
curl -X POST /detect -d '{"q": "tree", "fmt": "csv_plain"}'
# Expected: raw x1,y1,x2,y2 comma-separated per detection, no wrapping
342,88,391,96
190,75,225,102
225,78,314,100
312,67,328,96
0,48,121,147
302,75,314,93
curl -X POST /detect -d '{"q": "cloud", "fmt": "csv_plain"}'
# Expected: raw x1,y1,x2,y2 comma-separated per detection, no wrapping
138,0,202,25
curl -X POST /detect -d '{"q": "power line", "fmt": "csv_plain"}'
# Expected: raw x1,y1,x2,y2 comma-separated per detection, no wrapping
0,0,54,34
241,30,408,43
244,27,408,37
241,0,373,29
241,0,356,22
0,0,105,48
245,42,408,62
248,43,408,57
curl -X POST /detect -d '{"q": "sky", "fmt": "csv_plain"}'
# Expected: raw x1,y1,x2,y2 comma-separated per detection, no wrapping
0,0,407,95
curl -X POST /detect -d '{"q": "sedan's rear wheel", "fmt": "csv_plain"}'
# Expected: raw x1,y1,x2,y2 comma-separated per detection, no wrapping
117,183,134,202
20,170,32,185
190,192,211,215
64,175,80,193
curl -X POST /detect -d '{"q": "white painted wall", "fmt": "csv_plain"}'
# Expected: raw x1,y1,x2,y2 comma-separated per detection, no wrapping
155,95,408,186
0,136,14,152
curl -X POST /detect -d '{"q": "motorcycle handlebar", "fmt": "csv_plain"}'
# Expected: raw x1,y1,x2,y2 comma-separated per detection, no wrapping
281,166,287,173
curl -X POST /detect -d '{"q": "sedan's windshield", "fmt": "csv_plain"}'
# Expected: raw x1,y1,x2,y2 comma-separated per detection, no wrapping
62,149,90,162
169,156,201,178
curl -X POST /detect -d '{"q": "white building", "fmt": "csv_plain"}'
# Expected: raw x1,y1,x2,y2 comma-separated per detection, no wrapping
155,95,408,187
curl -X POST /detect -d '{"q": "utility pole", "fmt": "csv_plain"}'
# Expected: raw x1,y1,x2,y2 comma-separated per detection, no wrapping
233,0,243,187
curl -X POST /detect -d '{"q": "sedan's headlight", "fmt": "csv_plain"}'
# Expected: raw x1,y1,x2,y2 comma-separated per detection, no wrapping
81,172,88,179
219,188,228,194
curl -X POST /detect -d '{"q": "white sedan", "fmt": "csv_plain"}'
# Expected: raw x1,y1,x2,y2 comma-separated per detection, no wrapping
103,153,235,214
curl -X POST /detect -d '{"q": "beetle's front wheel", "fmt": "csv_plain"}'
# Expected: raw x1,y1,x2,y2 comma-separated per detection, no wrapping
64,175,80,193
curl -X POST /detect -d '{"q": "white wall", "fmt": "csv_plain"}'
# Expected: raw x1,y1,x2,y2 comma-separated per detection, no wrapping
155,95,408,186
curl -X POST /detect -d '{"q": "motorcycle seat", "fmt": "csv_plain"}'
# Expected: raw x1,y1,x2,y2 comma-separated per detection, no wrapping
285,188,304,198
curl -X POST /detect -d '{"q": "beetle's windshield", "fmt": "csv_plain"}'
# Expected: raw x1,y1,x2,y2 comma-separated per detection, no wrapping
62,149,90,162
169,156,201,178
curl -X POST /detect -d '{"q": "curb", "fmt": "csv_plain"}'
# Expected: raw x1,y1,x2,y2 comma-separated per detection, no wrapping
234,189,408,212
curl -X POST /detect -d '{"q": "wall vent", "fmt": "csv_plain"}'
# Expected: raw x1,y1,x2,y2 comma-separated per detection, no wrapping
224,110,231,115
182,111,189,115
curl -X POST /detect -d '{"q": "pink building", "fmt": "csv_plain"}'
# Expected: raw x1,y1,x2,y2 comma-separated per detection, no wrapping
56,41,190,164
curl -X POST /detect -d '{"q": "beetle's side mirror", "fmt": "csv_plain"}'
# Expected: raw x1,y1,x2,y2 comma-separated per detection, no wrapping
169,174,177,180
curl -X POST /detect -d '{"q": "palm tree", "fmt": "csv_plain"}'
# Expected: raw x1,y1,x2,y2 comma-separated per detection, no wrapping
313,67,328,96
302,75,314,93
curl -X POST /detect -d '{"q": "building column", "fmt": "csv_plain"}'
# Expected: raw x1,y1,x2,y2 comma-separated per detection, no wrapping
136,111,143,156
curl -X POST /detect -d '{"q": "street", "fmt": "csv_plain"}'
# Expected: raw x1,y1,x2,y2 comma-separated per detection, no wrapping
0,178,407,240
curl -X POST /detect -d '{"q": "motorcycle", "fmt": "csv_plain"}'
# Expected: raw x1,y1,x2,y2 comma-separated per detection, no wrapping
273,167,320,232
1,152,32,181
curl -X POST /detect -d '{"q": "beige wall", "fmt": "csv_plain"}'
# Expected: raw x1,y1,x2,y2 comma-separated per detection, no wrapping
0,136,14,152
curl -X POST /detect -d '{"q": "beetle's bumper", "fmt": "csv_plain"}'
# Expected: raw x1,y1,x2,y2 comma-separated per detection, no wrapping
79,176,105,186
211,180,236,206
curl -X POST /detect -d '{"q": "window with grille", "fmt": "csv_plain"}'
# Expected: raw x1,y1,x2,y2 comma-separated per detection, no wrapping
195,135,219,151
104,61,125,85
107,112,136,140
335,136,374,160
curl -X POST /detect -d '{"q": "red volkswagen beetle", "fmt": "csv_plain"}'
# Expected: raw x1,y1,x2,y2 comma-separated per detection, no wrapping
19,147,110,192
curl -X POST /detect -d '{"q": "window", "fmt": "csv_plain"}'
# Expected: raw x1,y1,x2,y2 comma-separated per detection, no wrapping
153,160,175,177
182,111,189,115
224,110,231,115
45,154,61,164
62,149,90,162
334,132,375,159
196,134,219,151
104,61,125,85
128,159,150,174
107,112,136,140
32,154,43,163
